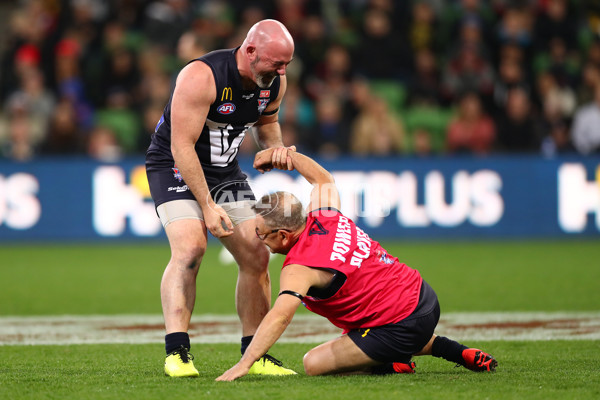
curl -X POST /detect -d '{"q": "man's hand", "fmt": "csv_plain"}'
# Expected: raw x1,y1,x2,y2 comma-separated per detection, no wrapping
203,203,234,238
215,362,250,382
253,146,296,173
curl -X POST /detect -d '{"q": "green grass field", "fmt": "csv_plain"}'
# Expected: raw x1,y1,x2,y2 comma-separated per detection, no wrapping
0,240,599,399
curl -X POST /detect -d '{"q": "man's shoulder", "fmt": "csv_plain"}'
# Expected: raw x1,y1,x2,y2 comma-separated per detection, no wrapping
196,48,235,66
176,62,215,100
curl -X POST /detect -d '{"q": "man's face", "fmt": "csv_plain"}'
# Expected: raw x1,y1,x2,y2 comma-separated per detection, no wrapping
254,215,288,254
249,44,293,89
250,55,279,88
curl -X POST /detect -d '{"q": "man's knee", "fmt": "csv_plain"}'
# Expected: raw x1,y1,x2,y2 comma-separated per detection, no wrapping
171,240,207,270
236,239,270,273
303,350,323,376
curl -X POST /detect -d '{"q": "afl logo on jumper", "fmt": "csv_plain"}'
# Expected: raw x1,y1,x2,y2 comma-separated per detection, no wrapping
217,103,236,114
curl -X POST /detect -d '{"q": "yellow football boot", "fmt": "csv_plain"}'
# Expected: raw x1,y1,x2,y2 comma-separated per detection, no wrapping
248,354,297,376
164,346,199,377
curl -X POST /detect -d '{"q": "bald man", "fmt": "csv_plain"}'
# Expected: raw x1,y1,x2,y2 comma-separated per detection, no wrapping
146,19,296,377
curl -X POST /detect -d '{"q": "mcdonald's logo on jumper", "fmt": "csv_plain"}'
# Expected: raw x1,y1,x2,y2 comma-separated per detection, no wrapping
221,87,233,101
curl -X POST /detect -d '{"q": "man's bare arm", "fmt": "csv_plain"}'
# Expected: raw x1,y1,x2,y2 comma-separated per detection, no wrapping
254,75,287,149
216,264,322,381
170,61,234,236
254,149,341,211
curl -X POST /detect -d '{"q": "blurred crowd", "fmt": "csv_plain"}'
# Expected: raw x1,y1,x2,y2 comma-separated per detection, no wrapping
2,0,600,162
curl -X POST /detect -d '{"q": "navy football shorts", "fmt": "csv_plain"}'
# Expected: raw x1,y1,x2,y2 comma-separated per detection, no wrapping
347,280,440,364
146,164,256,208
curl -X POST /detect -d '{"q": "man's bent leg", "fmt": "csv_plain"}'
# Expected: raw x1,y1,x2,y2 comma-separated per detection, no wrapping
162,218,207,334
220,218,295,375
161,217,207,378
219,218,271,337
303,335,380,376
417,334,497,372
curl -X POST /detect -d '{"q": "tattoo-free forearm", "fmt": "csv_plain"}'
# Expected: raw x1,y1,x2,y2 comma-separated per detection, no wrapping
255,121,284,149
288,151,334,186
171,144,214,209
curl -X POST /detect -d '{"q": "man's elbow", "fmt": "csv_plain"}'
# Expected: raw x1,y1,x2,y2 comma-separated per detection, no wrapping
318,171,335,185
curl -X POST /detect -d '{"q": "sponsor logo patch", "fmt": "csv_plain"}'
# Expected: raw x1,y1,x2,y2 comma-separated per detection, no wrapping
168,185,189,193
217,103,236,114
259,90,270,98
221,87,233,101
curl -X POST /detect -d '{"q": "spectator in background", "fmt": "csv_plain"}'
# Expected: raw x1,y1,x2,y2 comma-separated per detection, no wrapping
0,0,57,100
538,95,575,158
2,0,600,159
407,47,442,106
94,87,141,154
279,80,315,146
0,104,43,161
494,87,539,152
534,36,580,89
295,14,330,86
304,43,353,102
576,62,600,106
342,76,375,124
492,57,530,116
353,7,411,81
585,39,600,68
310,93,348,156
176,30,210,66
535,71,575,120
411,127,435,156
446,91,495,155
54,36,94,131
140,101,165,151
41,98,85,155
441,43,495,103
350,94,405,156
408,1,438,53
445,13,491,66
571,84,600,155
142,0,194,50
495,6,533,51
87,125,122,162
102,45,141,105
533,0,577,53
4,67,55,137
438,0,496,54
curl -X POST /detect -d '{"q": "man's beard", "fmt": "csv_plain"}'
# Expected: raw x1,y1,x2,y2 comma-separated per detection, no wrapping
256,73,277,88
251,58,277,88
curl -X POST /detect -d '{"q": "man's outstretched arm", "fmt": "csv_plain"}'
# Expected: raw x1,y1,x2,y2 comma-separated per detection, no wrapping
216,264,318,381
254,149,340,211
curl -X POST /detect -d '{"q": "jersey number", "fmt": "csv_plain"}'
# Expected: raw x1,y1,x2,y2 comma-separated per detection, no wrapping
208,123,252,167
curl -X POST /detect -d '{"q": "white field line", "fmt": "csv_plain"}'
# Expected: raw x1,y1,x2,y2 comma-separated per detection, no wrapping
0,312,599,346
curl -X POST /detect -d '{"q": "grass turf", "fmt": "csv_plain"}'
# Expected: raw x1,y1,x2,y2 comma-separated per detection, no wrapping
0,240,598,399
0,341,598,400
0,239,599,315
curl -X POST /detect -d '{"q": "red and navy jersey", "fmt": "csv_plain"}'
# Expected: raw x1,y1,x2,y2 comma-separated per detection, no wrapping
283,208,423,332
146,48,281,181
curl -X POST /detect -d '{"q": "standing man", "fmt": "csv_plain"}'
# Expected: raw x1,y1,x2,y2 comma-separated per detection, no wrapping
216,148,498,381
146,19,296,377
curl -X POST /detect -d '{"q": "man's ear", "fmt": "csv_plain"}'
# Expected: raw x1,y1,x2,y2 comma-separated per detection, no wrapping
281,230,293,245
246,45,257,60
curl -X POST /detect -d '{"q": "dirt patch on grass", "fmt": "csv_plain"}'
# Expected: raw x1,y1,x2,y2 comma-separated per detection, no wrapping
1,312,599,345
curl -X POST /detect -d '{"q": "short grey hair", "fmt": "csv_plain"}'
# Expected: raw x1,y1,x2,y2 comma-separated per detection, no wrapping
252,191,306,230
